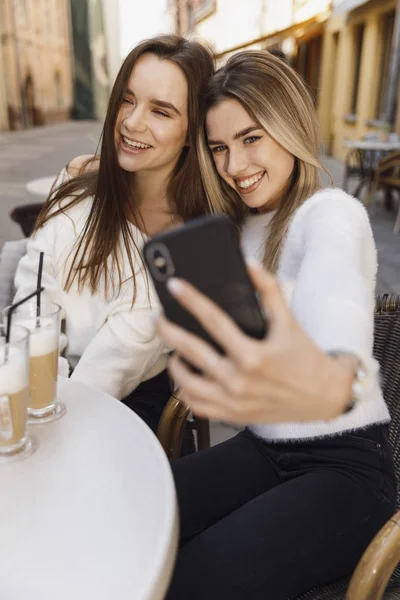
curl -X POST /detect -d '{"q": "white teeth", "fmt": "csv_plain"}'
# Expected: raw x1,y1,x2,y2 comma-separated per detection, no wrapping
123,137,151,149
237,173,263,189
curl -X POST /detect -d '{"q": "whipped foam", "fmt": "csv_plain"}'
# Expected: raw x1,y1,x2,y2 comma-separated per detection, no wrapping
28,326,59,357
0,346,28,394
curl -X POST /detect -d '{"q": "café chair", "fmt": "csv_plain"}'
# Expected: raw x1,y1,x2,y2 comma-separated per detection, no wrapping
157,387,210,459
10,203,44,238
370,151,400,233
343,149,364,196
158,294,400,599
343,149,376,199
294,294,400,599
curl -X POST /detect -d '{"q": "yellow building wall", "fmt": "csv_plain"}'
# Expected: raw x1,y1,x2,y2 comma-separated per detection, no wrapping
0,5,9,130
0,0,73,129
318,0,398,161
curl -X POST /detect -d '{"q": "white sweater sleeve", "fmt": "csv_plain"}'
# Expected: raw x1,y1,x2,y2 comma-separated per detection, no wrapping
289,191,377,369
14,167,70,305
14,217,61,306
70,306,165,400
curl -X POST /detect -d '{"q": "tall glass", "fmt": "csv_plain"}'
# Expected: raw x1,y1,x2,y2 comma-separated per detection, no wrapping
0,324,36,461
3,302,66,423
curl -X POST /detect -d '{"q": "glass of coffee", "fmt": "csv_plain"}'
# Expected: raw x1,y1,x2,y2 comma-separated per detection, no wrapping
0,323,37,461
3,302,66,423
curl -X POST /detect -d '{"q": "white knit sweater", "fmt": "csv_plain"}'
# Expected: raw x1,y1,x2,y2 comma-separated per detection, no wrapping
241,187,390,441
14,170,169,400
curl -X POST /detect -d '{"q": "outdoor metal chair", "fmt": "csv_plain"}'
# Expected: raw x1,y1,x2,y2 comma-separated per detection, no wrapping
343,149,376,198
370,151,400,233
157,294,400,599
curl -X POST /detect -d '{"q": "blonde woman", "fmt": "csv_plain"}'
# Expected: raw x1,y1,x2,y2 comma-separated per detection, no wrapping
156,52,396,598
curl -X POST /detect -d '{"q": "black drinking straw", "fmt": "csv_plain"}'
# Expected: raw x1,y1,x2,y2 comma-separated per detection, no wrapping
36,252,44,327
4,287,45,363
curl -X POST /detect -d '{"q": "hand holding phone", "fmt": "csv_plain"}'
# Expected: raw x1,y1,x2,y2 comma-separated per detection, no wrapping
143,215,267,354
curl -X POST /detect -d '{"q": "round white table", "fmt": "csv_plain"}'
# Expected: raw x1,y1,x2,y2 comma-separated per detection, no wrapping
343,140,400,151
25,176,57,198
0,378,178,600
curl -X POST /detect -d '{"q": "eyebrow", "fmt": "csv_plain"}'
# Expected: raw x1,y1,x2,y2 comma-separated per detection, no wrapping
124,89,181,116
208,125,260,146
150,98,181,116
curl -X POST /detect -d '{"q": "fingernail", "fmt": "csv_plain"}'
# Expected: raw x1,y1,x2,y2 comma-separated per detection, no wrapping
167,278,183,296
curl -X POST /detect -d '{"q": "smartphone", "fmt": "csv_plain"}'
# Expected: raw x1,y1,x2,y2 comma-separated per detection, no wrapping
143,215,267,355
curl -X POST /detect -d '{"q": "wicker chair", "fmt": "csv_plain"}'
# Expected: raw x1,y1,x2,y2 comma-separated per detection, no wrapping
157,294,400,599
294,293,400,600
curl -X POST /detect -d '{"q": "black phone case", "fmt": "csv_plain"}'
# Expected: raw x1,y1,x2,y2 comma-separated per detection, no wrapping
143,215,267,353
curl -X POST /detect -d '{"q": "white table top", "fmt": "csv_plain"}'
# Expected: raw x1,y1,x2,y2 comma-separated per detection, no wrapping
25,175,57,198
0,378,178,600
343,140,400,151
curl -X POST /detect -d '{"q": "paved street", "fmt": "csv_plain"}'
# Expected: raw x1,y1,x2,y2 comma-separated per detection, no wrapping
0,120,102,243
0,121,399,295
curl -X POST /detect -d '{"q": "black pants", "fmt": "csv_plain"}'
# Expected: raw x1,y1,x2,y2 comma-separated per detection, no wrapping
166,425,396,600
121,370,196,455
121,370,172,434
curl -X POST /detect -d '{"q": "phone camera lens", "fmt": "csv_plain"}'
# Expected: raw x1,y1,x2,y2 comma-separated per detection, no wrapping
147,245,174,280
154,251,167,275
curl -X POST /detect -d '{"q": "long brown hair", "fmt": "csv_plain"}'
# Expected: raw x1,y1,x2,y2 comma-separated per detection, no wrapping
35,35,215,299
198,51,326,273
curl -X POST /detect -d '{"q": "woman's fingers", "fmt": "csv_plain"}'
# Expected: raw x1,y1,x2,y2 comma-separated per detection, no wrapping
156,314,221,372
179,391,235,421
168,354,229,407
165,278,260,366
156,314,237,381
157,309,265,389
247,263,291,329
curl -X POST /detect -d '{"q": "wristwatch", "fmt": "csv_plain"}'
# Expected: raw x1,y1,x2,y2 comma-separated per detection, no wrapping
326,351,368,414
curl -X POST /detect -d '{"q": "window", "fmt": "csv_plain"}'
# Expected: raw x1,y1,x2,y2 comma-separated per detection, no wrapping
375,11,395,120
294,35,323,106
350,23,365,114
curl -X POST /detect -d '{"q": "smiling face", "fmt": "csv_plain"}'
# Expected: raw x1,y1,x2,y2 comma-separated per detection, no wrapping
206,98,295,212
115,53,189,180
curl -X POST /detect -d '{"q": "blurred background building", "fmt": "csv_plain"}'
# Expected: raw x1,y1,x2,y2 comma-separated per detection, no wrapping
0,0,74,130
0,0,173,131
69,0,110,121
1,0,398,165
170,0,400,161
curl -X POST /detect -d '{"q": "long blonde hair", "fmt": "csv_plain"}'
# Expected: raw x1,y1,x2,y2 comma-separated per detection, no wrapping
198,50,327,273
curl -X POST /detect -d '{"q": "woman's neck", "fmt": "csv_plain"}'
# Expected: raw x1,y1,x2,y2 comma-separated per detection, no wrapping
130,170,170,210
127,169,181,237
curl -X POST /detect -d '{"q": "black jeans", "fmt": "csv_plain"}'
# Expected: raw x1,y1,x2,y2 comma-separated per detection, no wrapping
121,370,196,455
166,425,396,600
121,370,172,434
